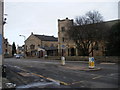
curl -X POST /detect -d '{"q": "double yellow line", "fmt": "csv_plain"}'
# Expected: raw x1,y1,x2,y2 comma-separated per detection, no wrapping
31,73,69,85
18,67,82,86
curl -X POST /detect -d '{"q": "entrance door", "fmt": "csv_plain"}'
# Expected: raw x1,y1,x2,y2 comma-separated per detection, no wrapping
38,50,43,58
71,48,75,56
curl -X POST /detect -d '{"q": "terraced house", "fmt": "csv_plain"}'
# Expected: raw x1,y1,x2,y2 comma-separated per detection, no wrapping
25,32,58,58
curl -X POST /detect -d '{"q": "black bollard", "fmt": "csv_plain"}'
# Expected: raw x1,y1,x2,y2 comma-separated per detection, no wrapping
2,65,6,77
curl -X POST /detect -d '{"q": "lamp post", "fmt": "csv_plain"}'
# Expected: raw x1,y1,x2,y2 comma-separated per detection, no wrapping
19,35,26,41
19,35,26,58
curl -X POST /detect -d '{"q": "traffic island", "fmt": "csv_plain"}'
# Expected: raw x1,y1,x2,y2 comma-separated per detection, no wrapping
59,64,102,71
80,67,102,71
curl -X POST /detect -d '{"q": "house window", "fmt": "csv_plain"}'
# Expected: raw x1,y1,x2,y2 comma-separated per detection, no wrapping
30,44,35,49
62,37,65,42
61,27,65,32
5,44,7,47
5,49,7,53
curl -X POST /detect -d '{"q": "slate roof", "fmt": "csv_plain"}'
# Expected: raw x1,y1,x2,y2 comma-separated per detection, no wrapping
34,34,58,41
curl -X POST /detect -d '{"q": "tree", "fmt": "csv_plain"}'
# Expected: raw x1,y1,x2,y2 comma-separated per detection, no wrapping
106,21,120,56
67,10,104,56
12,42,16,56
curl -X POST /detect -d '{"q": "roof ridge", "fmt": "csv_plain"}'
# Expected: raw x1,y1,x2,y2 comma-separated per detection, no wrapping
33,34,58,41
34,34,57,37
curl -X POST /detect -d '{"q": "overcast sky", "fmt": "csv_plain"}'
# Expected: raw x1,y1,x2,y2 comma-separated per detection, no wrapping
4,0,119,46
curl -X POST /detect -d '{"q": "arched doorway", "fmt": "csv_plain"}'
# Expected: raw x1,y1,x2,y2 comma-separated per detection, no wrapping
71,48,75,56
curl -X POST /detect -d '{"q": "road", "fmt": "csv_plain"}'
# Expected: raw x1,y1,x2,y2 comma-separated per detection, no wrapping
3,58,119,89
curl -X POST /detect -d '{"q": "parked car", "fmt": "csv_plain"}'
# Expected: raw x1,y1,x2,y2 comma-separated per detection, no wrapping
15,54,24,59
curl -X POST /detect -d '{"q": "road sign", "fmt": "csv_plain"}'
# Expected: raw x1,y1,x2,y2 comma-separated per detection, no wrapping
61,45,66,49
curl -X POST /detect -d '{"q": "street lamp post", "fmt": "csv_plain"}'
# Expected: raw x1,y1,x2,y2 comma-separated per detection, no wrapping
19,35,26,41
19,35,26,58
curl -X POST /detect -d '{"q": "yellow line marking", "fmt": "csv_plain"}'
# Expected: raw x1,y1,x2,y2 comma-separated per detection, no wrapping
70,81,84,85
17,67,83,86
31,73,46,78
31,73,69,85
16,67,69,86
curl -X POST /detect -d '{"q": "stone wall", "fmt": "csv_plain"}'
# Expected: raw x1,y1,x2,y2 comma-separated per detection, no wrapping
45,56,119,63
65,56,119,63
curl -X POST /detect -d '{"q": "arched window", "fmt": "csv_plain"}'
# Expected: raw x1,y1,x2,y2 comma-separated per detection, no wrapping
30,44,35,49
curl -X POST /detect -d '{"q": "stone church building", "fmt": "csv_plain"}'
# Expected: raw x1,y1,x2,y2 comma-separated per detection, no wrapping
58,17,119,56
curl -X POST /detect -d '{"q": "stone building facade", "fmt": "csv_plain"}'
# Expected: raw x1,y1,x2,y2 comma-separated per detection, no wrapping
58,17,119,56
25,32,58,57
58,17,77,56
3,38,12,58
16,45,24,55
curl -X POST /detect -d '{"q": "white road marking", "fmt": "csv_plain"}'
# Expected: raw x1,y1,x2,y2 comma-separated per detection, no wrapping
92,76,102,79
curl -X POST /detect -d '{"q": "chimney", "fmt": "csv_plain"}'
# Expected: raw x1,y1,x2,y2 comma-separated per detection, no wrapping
66,17,68,19
31,32,33,35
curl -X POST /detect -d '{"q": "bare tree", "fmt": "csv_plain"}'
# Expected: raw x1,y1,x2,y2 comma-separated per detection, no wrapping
86,10,103,24
67,10,104,56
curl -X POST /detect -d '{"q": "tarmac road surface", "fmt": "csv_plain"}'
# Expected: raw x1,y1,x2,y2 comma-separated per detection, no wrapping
3,58,119,89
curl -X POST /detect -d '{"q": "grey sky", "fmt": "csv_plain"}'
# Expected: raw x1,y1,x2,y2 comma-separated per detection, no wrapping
4,1,119,46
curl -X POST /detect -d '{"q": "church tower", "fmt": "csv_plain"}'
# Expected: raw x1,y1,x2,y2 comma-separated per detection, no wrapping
58,17,74,56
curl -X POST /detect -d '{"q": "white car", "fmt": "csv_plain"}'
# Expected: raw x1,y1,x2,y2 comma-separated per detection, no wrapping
15,54,21,59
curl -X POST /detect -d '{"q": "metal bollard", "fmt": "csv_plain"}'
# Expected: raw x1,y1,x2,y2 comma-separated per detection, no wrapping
2,65,6,77
61,56,65,65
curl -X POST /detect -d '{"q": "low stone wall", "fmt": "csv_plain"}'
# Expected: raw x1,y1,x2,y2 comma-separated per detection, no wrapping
66,56,119,63
45,56,61,60
65,56,89,61
94,56,119,63
46,56,120,63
